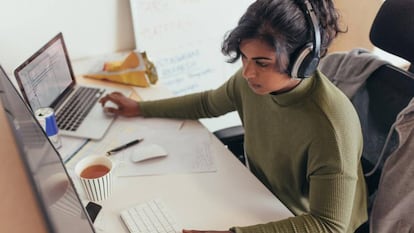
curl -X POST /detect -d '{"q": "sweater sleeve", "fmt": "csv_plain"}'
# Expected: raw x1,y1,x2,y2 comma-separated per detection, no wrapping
139,73,239,119
231,173,358,233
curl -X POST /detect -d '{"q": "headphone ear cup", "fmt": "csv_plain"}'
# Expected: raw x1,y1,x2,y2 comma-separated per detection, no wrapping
290,43,320,79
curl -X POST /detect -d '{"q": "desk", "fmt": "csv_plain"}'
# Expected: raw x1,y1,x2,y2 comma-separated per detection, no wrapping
66,65,292,232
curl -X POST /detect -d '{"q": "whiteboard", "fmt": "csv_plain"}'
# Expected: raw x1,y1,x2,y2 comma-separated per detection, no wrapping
129,0,254,96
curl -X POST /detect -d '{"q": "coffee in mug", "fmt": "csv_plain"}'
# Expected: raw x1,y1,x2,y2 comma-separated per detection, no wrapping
80,165,110,179
75,155,114,202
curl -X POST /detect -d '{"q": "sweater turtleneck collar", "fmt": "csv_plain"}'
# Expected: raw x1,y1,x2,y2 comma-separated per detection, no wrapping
270,71,318,106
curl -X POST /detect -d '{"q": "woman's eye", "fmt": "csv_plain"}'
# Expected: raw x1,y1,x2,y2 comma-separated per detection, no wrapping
256,61,268,67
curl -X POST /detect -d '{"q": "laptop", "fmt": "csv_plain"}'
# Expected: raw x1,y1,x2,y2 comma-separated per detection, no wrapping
14,32,130,140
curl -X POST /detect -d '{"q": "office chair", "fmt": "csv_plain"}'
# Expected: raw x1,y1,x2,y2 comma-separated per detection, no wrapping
214,0,414,228
355,0,414,232
213,125,245,163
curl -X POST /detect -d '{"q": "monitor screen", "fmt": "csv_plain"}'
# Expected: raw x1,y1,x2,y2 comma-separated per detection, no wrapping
0,66,95,233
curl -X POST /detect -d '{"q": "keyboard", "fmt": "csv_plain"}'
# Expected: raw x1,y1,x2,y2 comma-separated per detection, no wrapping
55,86,104,131
120,199,180,233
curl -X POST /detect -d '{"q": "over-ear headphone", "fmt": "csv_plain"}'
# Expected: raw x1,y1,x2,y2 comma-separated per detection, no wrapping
289,0,321,79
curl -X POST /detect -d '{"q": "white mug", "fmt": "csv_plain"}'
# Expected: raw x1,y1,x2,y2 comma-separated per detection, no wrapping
74,155,114,202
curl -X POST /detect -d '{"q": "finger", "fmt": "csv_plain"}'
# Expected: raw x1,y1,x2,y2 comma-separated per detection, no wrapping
109,91,124,98
98,96,107,104
104,105,118,111
100,97,116,107
110,92,128,103
99,94,113,104
101,94,122,106
105,107,119,115
100,91,123,101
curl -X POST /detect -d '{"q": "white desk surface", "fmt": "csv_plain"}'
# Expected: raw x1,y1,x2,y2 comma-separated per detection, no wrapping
69,61,293,232
84,127,291,232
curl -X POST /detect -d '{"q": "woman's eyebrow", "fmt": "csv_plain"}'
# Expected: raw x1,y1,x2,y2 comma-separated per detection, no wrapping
240,51,273,60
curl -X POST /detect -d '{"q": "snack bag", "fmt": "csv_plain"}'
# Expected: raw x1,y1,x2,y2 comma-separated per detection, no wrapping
84,51,158,87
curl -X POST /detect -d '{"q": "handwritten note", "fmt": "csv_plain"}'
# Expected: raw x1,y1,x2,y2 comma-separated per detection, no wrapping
129,0,254,96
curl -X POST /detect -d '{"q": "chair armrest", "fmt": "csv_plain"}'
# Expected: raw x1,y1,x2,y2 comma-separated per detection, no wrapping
213,125,245,144
213,125,245,164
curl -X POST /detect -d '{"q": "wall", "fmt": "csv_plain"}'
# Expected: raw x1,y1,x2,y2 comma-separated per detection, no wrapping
329,0,408,67
329,0,383,53
0,0,390,76
0,0,135,75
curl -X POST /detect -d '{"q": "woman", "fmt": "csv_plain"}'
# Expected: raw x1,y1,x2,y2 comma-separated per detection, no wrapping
100,0,367,232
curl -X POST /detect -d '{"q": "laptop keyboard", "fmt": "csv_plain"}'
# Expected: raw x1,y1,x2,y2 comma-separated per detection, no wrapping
55,86,104,131
120,199,180,233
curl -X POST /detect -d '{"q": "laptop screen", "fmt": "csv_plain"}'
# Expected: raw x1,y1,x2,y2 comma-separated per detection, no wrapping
0,66,95,233
14,32,76,112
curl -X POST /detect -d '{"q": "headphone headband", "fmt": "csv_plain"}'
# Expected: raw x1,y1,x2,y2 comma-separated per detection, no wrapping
303,0,321,59
289,0,322,79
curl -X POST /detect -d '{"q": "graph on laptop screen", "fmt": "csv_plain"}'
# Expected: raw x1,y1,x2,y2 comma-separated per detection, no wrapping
0,66,95,233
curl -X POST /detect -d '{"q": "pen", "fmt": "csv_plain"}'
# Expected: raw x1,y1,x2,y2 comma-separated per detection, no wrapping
106,138,143,156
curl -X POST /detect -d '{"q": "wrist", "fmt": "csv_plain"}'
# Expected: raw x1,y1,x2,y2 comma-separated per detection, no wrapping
135,101,142,116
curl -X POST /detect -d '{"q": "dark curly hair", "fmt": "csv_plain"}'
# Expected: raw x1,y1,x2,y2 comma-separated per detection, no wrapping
221,0,344,74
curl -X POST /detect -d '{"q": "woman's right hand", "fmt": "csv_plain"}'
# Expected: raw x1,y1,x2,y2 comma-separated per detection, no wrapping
99,92,142,117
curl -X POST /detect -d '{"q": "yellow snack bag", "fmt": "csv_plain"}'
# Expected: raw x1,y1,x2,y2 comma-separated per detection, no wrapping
103,52,140,72
84,51,158,87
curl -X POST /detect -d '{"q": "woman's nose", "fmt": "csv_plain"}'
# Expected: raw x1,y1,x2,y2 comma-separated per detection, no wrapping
242,61,255,79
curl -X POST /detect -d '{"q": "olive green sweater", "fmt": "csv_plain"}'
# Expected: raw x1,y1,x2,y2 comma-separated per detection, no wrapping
140,69,368,233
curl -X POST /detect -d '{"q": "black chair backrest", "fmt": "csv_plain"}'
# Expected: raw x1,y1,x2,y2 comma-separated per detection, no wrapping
360,0,414,180
370,0,414,72
352,64,414,199
366,65,414,133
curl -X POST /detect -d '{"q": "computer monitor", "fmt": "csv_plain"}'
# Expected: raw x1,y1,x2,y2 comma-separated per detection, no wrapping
0,65,96,233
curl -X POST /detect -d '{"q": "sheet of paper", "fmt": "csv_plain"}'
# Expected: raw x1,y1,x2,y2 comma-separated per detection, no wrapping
68,117,216,176
58,136,89,163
